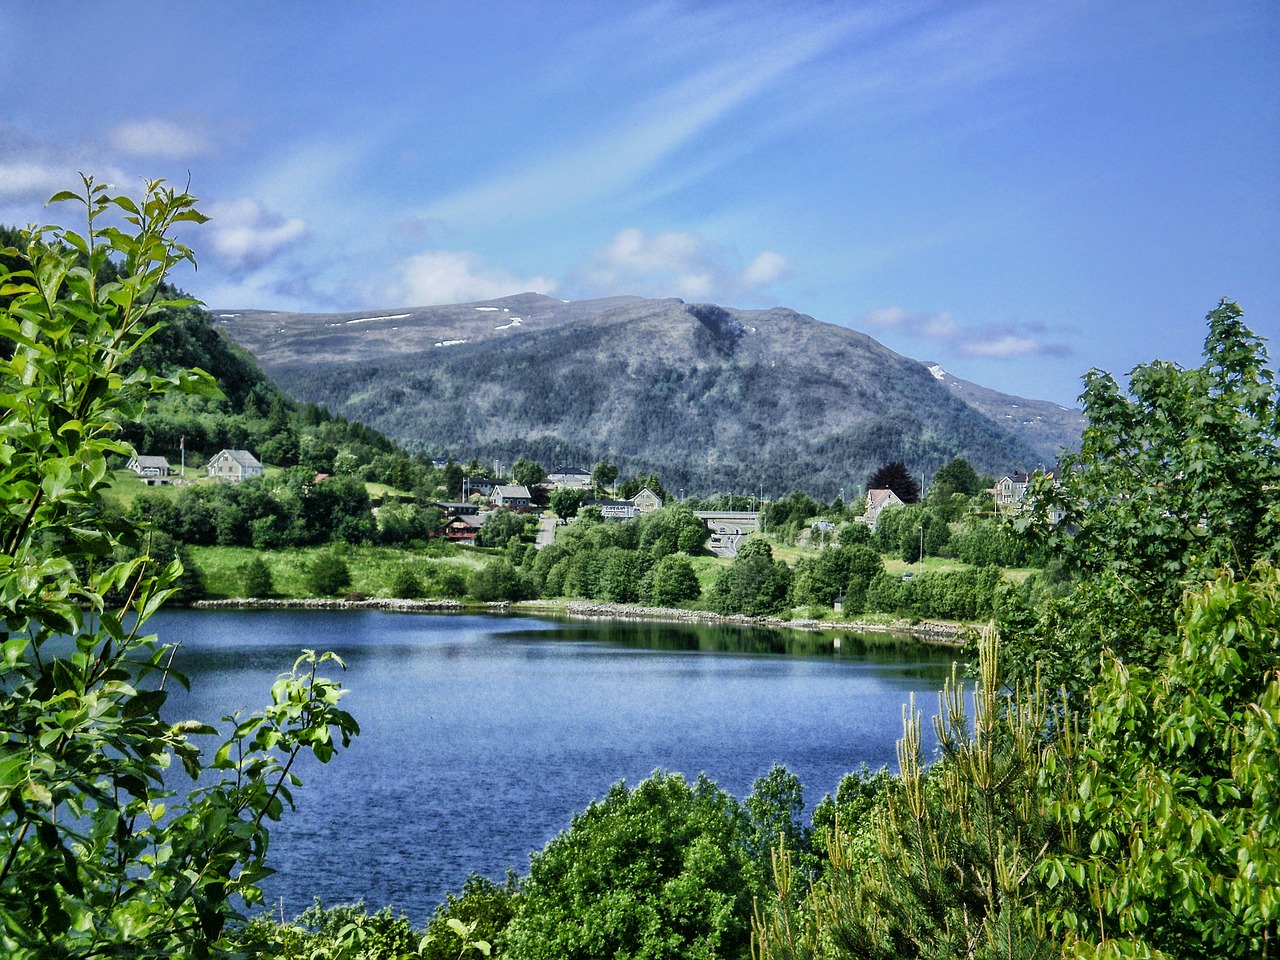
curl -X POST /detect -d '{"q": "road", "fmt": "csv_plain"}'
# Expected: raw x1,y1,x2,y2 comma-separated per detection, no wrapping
535,516,557,549
707,526,741,558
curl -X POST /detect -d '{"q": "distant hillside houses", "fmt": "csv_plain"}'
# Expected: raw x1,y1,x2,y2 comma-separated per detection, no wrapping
207,449,263,483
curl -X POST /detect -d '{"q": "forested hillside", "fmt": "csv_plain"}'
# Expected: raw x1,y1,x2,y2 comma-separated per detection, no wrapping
217,296,1072,497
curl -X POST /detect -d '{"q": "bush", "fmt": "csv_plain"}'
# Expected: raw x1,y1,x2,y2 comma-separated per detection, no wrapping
307,551,352,596
435,568,469,598
504,772,765,960
467,559,532,602
389,568,424,599
421,873,518,960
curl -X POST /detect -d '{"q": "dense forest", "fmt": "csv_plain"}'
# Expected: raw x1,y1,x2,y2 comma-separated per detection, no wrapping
3,182,1277,959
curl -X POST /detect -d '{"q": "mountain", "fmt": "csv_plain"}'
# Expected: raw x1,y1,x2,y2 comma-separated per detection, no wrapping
920,362,1086,472
213,294,1083,497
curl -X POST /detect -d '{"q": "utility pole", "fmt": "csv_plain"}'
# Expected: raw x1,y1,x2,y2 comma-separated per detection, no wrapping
919,523,925,566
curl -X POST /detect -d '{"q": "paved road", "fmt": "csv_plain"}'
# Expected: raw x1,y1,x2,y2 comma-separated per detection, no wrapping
707,526,742,558
535,516,557,549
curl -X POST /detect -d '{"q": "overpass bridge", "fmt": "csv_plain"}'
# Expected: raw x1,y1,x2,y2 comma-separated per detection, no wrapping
694,511,760,533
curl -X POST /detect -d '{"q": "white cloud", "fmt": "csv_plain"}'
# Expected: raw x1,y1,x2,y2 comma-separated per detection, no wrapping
110,118,211,160
960,335,1050,358
864,305,1067,358
388,250,558,306
741,251,790,287
581,228,787,301
205,197,307,271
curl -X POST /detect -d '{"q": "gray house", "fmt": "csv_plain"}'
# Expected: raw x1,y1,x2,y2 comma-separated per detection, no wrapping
491,484,532,510
126,455,171,485
207,449,263,482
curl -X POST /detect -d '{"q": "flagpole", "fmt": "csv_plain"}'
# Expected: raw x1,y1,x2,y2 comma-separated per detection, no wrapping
180,437,185,479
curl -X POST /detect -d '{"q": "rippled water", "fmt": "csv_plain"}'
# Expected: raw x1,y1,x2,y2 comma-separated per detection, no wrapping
155,609,958,922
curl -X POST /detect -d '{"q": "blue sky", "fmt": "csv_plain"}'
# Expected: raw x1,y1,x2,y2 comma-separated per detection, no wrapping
1,1,1276,406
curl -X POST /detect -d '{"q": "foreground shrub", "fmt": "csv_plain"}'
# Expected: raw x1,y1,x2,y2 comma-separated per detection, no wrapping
504,771,765,960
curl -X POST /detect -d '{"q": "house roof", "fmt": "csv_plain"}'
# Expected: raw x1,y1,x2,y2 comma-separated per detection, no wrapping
132,456,170,469
494,484,531,499
866,488,903,508
549,466,590,477
211,449,262,468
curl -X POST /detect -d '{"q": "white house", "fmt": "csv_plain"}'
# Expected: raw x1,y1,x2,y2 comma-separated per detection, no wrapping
546,467,593,490
860,488,905,531
207,449,263,482
630,487,663,515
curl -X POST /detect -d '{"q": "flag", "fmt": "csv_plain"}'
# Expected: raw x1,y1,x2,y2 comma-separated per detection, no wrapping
179,437,184,450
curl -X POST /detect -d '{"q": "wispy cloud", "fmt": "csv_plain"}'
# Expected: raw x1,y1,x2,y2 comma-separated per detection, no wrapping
109,118,212,160
425,10,867,227
205,197,307,271
864,305,1068,358
386,250,559,306
577,228,787,300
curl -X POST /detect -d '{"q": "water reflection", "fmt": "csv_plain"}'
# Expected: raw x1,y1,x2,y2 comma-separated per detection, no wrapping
499,618,954,662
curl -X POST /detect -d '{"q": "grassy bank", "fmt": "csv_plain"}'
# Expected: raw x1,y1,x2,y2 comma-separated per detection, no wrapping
189,544,490,600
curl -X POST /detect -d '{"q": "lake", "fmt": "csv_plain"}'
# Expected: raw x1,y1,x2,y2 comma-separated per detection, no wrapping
155,609,960,922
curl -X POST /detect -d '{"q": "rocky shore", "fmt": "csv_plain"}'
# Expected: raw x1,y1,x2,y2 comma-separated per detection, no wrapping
193,597,466,613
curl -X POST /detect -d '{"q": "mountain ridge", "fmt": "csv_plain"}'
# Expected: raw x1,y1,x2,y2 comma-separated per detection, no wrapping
213,295,1084,497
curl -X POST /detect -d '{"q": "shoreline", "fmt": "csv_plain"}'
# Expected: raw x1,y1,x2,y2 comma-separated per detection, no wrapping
191,597,970,646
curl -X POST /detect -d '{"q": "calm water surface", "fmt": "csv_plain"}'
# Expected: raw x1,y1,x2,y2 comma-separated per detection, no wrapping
155,609,959,921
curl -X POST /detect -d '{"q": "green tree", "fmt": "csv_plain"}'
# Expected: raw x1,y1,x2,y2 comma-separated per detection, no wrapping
241,554,274,597
708,539,792,617
504,771,765,960
443,458,464,499
647,553,702,606
511,456,545,488
0,177,357,958
1045,564,1280,958
591,458,618,493
550,486,585,521
476,508,533,550
1016,300,1280,695
930,456,984,498
420,872,517,960
390,568,424,599
843,544,883,615
467,559,531,602
753,630,1072,960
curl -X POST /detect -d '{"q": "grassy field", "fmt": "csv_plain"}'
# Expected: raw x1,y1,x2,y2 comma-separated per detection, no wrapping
190,543,490,600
